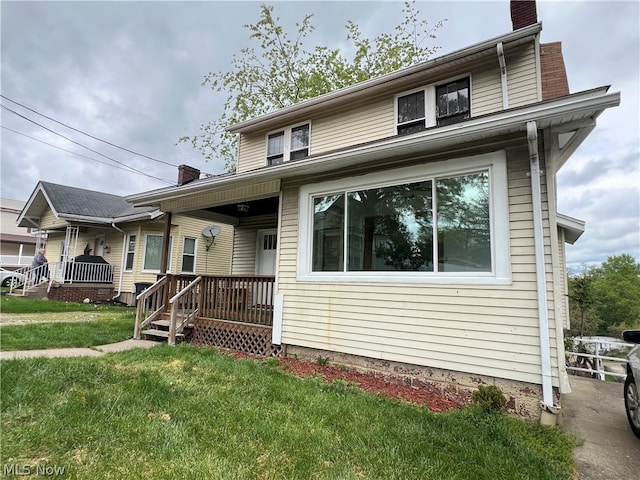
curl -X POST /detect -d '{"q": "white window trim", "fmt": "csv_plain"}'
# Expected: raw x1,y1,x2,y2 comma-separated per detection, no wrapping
142,233,173,273
297,150,511,285
395,73,472,134
181,237,197,274
124,234,136,272
265,121,311,164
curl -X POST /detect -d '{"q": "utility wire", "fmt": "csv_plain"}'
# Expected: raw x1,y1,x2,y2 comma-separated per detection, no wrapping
1,94,215,176
1,125,175,182
1,104,174,185
1,94,178,167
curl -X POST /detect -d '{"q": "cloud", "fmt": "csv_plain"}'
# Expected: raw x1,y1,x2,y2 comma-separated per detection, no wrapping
1,0,638,268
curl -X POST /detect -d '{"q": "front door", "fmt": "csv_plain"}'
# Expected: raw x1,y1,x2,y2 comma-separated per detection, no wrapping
255,229,277,307
256,229,277,275
94,234,106,257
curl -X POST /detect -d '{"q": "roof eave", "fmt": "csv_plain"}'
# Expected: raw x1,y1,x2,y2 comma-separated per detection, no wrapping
557,213,586,245
128,87,620,207
227,23,543,134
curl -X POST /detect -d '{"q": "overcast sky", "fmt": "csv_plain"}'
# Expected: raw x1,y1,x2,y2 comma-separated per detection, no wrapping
1,0,638,269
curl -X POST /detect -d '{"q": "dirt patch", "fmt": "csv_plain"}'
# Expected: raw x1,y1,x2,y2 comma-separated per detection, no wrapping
0,312,111,326
227,351,460,413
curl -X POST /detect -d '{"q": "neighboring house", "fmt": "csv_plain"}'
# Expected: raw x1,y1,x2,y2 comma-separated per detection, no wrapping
127,1,620,420
17,173,232,306
0,198,38,267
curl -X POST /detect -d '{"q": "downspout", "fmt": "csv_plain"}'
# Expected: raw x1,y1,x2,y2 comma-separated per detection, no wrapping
527,121,556,412
111,222,126,300
497,42,509,109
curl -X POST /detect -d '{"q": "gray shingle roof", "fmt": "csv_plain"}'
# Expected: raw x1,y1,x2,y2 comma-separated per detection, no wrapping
40,182,157,220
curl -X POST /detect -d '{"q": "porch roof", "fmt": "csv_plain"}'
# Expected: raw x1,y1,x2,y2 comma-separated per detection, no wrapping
128,87,620,213
18,181,162,229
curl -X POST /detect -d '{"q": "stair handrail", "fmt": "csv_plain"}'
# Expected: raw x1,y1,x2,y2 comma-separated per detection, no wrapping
167,276,202,345
134,276,169,339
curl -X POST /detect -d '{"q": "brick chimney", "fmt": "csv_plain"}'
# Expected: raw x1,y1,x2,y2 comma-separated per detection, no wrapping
178,165,200,186
540,42,570,100
511,0,538,30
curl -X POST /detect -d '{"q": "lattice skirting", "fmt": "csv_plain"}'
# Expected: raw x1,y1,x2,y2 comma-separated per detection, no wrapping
191,318,282,357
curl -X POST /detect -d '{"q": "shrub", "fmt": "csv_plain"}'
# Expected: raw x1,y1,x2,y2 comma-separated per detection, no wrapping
472,385,507,414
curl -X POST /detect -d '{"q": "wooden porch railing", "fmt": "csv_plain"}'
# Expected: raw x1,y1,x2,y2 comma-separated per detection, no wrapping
133,276,169,339
167,276,202,345
199,275,275,326
134,274,276,343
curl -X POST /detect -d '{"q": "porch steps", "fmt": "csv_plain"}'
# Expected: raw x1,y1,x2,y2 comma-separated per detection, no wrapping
141,314,193,343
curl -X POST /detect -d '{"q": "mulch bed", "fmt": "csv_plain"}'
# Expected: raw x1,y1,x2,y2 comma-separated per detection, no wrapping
226,350,461,413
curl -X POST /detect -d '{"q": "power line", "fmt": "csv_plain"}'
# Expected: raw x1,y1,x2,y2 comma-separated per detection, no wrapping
1,125,175,183
0,104,174,185
1,94,180,168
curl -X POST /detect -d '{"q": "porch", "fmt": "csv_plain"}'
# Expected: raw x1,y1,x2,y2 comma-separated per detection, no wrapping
134,274,281,356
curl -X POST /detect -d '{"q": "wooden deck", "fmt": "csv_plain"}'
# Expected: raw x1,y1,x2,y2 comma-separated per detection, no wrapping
134,274,277,353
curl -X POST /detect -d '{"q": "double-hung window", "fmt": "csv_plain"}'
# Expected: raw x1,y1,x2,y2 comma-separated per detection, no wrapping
298,151,510,284
266,122,310,165
125,234,136,271
436,77,470,126
396,76,471,135
181,237,196,273
143,234,173,273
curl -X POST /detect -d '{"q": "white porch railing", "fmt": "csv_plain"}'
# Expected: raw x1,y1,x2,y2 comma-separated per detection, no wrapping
565,337,633,381
9,261,114,295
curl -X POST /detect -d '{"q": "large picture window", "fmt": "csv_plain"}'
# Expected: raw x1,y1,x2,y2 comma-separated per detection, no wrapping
143,234,172,272
299,152,509,284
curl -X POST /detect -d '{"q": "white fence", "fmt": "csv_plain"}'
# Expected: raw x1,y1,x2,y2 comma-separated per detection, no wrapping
565,337,632,381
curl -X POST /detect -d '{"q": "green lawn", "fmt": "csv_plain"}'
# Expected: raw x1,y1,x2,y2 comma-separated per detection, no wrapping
0,344,577,480
0,296,135,350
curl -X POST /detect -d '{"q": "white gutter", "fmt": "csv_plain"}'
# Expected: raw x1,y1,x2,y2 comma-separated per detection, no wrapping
527,120,555,410
111,222,127,300
497,42,509,108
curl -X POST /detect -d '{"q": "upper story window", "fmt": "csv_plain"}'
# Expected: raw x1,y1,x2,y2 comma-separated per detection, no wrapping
436,77,470,126
396,76,471,135
397,90,426,135
266,122,310,165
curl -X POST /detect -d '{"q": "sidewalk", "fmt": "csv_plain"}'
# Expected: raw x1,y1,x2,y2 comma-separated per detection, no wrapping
0,339,159,360
560,375,640,480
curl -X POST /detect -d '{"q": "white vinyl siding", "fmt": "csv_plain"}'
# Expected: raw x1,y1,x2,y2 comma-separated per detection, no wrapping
276,147,560,388
231,214,278,275
506,43,540,106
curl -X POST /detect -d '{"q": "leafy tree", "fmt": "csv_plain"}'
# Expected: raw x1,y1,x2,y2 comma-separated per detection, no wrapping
591,253,640,334
179,1,445,171
567,268,597,337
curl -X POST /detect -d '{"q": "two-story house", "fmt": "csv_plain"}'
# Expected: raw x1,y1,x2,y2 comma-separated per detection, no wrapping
128,2,620,421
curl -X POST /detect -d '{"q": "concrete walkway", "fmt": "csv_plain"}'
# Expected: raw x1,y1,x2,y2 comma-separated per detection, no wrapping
560,375,640,480
0,339,159,360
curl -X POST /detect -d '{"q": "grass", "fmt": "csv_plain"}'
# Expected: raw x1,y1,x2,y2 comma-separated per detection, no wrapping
0,344,577,480
0,295,135,350
0,295,131,314
0,316,134,350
